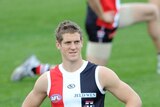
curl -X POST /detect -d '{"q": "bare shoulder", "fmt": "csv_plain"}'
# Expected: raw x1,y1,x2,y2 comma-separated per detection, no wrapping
34,72,48,93
98,66,119,80
97,66,120,90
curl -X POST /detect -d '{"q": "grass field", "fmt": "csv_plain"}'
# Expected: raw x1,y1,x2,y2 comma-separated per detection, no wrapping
0,0,160,106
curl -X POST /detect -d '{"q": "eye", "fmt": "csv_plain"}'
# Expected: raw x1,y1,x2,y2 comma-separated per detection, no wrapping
65,41,71,45
74,41,80,44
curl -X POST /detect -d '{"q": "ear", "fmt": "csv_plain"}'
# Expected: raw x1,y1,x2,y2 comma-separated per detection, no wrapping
81,40,83,47
56,40,60,49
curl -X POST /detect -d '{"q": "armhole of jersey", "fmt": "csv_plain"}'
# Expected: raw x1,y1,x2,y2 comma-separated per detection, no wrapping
47,71,51,96
95,66,105,94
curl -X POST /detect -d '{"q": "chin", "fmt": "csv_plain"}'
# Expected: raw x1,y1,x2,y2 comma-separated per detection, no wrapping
69,57,79,62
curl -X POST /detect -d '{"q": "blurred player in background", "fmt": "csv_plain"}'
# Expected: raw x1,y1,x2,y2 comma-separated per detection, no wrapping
86,0,160,72
11,0,160,81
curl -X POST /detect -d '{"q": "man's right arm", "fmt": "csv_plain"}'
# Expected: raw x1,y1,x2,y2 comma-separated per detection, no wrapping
22,73,48,107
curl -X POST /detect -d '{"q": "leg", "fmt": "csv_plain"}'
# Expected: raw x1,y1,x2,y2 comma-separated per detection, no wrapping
119,3,159,27
11,55,51,81
119,3,160,52
86,41,112,65
149,0,160,74
85,22,116,66
119,3,160,74
148,1,160,50
149,0,160,10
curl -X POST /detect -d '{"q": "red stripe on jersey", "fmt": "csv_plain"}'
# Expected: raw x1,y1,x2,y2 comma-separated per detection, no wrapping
97,0,119,29
102,0,117,11
49,66,64,107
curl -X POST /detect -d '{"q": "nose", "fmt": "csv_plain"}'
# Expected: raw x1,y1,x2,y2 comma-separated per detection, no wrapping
70,42,76,49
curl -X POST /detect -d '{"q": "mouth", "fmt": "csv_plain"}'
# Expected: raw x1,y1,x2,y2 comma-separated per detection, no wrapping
69,52,76,54
69,51,77,56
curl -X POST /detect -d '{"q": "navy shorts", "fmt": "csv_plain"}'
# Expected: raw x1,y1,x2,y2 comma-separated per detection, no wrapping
85,23,117,43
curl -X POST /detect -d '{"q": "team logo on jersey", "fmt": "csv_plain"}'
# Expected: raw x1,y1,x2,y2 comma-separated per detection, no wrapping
50,94,62,103
67,84,75,89
84,100,95,107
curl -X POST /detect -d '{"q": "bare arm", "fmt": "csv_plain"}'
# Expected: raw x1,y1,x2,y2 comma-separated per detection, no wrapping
98,66,142,107
22,73,48,107
87,0,103,19
87,0,115,23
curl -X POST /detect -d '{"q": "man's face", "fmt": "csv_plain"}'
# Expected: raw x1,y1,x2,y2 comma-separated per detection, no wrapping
56,32,83,62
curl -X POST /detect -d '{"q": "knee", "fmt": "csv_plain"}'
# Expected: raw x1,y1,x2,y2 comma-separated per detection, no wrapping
149,4,159,19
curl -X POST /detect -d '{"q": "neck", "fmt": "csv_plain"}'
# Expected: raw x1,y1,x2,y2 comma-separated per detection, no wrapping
62,59,84,72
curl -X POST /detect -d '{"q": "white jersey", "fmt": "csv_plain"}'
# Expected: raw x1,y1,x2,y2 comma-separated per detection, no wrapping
47,61,106,107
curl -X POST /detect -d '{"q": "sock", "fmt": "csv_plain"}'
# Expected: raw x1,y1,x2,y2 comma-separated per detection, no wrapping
32,64,50,75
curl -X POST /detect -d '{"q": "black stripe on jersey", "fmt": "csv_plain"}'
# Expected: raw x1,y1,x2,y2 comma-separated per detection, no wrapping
80,62,105,107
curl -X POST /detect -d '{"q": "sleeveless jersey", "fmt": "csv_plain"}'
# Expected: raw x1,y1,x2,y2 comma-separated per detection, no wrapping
47,61,106,107
86,0,121,29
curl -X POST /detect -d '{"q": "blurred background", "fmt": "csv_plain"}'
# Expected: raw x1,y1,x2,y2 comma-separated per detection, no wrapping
0,0,160,106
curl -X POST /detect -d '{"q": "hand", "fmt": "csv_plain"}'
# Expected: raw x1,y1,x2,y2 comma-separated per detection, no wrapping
101,11,115,23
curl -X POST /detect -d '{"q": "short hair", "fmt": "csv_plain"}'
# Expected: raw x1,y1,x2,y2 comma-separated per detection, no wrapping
55,20,83,43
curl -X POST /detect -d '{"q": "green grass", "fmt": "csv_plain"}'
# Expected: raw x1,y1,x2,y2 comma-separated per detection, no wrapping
0,0,160,106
